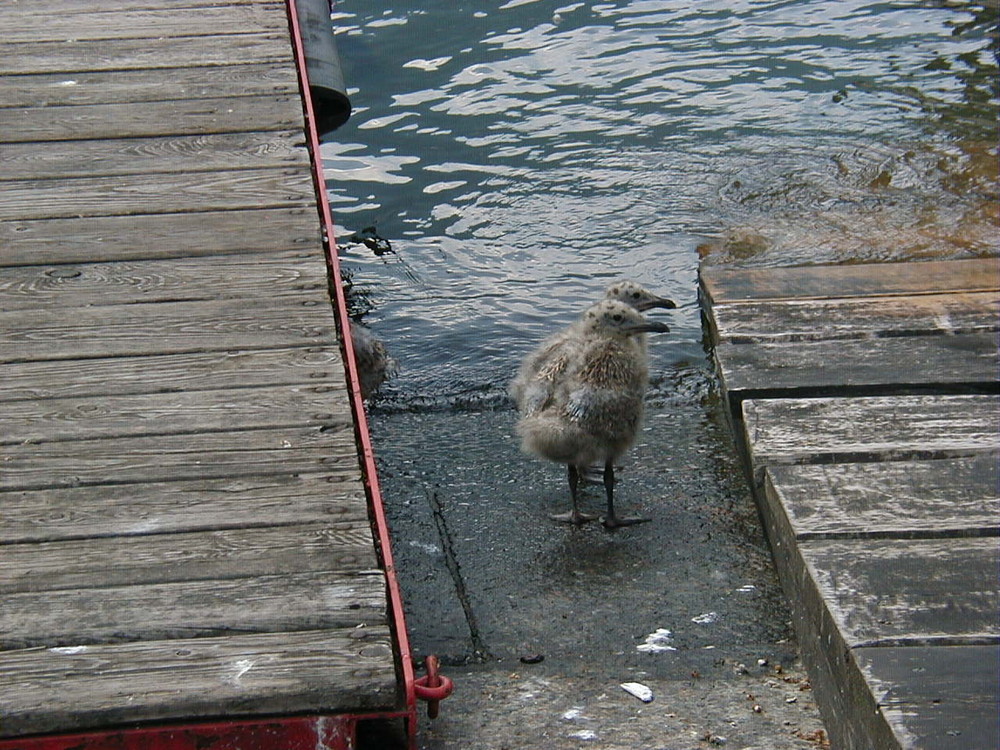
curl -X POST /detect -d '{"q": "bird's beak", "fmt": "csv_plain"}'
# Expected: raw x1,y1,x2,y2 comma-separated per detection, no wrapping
625,320,671,334
636,296,677,311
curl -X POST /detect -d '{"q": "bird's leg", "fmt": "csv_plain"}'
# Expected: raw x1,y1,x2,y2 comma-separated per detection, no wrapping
601,461,650,529
550,465,598,525
581,463,621,486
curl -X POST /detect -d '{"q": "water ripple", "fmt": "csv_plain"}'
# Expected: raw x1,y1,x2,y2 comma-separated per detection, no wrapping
331,0,998,409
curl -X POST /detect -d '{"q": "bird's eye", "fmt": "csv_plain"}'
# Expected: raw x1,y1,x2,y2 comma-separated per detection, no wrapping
631,291,641,299
612,314,623,321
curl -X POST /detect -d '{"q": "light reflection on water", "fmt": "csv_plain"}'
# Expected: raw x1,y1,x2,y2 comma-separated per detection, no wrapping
323,0,998,410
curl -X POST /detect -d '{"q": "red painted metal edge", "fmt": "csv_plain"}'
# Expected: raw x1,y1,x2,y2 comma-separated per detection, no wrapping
284,1,420,747
0,716,360,750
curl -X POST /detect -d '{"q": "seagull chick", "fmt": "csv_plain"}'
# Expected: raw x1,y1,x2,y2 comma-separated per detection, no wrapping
510,280,674,416
515,299,669,528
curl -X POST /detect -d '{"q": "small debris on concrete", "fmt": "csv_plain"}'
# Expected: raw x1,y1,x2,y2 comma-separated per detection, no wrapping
636,627,677,653
519,653,545,664
692,611,719,624
620,681,654,703
568,729,598,741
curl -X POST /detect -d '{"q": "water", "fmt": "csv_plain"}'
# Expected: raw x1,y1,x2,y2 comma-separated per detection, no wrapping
322,6,996,743
324,0,997,411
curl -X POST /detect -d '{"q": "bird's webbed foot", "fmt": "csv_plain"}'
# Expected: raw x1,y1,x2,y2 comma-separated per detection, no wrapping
601,514,651,530
550,509,599,525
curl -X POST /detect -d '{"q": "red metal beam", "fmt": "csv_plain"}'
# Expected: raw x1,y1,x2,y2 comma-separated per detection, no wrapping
283,0,420,746
0,716,358,750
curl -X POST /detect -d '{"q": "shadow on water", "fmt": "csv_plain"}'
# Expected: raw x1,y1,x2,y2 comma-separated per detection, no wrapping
324,1,995,746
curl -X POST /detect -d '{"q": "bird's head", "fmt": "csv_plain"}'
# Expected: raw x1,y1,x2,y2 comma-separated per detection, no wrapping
605,280,677,312
581,300,671,338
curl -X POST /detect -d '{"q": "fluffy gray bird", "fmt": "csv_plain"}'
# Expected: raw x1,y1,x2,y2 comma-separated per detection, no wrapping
350,321,397,400
515,299,669,528
510,280,675,417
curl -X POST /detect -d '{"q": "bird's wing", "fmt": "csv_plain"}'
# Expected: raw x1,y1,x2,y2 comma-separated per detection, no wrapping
512,336,573,413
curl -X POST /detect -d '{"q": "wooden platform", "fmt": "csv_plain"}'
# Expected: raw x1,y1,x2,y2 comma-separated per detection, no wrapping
700,259,1000,750
0,0,401,740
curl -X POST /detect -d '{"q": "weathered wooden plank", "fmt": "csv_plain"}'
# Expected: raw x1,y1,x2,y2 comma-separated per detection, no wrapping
853,644,999,750
0,252,328,311
764,455,999,539
1,571,386,650
0,132,308,180
800,537,998,647
5,4,287,43
0,473,366,544
708,291,1000,344
17,0,287,11
0,298,338,362
0,64,299,109
700,258,1000,304
2,97,306,143
0,34,293,75
753,463,1000,750
1,347,345,402
0,209,321,267
0,425,360,491
742,394,1000,465
714,333,999,398
0,384,351,445
0,168,315,221
0,627,399,737
1,522,379,594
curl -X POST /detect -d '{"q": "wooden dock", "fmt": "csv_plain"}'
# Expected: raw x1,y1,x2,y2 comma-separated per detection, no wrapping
699,259,999,749
1,0,407,744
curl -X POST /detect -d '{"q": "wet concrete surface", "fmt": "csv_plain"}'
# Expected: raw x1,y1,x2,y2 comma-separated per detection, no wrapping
370,371,830,749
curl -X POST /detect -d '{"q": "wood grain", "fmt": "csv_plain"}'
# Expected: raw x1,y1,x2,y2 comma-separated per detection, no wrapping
714,333,999,399
2,347,346,402
0,34,293,75
1,523,380,594
742,394,1000,464
708,292,1000,344
0,252,329,311
853,645,999,750
700,258,1000,304
0,425,361,491
0,473,368,544
5,3,287,43
2,97,305,143
0,384,353,445
0,571,387,649
0,627,399,738
764,455,999,539
0,132,309,179
0,168,315,220
1,297,338,362
0,64,299,109
0,209,321,267
800,537,998,647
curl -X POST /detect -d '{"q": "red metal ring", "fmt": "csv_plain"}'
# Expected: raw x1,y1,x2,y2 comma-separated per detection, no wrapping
413,656,453,719
413,675,454,702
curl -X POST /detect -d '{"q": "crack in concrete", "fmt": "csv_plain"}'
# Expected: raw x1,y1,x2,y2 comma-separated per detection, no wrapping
425,486,492,662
